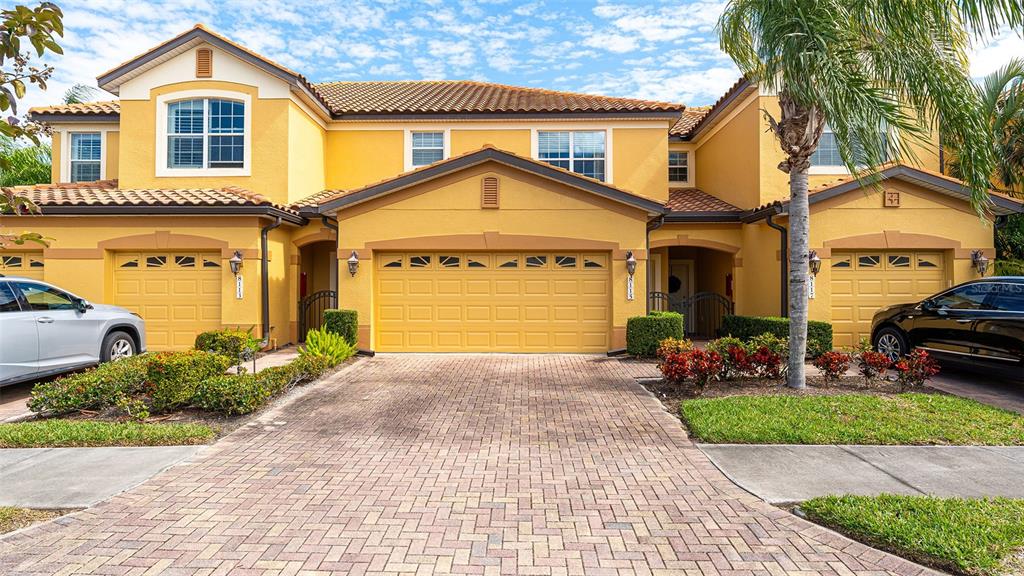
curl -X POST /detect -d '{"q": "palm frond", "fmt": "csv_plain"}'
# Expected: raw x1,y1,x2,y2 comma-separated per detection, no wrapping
61,84,98,105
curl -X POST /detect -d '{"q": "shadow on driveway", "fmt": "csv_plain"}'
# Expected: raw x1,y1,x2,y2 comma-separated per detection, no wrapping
927,365,1024,414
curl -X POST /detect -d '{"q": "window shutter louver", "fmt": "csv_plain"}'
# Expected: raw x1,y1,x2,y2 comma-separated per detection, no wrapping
196,48,213,78
481,176,499,208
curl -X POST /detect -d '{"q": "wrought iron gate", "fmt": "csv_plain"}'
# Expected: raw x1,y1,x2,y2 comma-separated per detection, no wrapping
298,290,336,341
649,290,734,339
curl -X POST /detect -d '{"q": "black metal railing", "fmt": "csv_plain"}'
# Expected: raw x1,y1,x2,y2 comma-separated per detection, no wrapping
649,290,734,339
298,290,337,341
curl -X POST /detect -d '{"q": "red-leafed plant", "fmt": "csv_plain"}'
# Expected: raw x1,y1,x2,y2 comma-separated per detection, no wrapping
813,351,852,383
724,344,752,378
894,349,941,391
688,349,725,392
658,351,691,384
748,345,783,380
858,351,892,383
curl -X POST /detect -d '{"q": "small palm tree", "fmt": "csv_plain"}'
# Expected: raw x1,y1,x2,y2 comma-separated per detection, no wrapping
949,58,1024,194
718,1,1023,388
61,83,98,105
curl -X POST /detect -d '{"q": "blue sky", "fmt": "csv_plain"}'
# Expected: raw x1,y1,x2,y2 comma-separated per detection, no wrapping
22,0,1024,112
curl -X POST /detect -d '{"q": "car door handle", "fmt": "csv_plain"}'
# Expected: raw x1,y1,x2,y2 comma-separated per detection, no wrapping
955,319,973,323
36,317,54,324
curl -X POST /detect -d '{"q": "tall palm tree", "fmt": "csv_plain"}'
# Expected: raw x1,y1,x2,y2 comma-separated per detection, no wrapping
61,83,98,105
718,1,1023,388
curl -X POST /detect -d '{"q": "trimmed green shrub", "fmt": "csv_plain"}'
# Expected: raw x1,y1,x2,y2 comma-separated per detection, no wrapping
28,355,153,416
626,311,684,357
192,374,269,416
323,309,358,346
721,315,832,358
300,327,356,365
147,350,231,413
194,328,260,361
291,354,334,381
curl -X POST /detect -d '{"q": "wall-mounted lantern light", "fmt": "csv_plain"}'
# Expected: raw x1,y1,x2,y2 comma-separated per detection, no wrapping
625,251,637,277
228,250,244,276
347,250,360,277
971,250,989,276
808,250,822,276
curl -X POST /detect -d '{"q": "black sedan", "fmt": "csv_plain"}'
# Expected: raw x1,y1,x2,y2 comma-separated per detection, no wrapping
870,277,1024,376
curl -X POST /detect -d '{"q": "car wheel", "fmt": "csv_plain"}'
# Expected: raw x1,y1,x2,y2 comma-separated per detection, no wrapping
102,331,136,362
874,327,908,362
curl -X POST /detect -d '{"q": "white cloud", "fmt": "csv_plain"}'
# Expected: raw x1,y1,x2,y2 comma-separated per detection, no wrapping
369,63,406,76
969,28,1024,78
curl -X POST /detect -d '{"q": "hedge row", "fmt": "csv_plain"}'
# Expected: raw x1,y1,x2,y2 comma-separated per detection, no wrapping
323,309,358,346
626,311,684,357
720,315,833,357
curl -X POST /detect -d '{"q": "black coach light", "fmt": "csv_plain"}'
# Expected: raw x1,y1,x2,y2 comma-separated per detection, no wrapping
625,251,637,277
347,250,360,277
808,250,822,276
971,250,989,276
228,250,244,276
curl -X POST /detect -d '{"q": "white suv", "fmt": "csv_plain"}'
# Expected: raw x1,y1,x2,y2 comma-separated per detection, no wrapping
0,276,146,387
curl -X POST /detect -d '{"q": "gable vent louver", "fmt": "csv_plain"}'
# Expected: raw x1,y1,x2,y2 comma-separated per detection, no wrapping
196,48,213,78
481,176,500,208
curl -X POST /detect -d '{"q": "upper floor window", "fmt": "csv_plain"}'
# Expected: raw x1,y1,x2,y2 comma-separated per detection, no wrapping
668,151,688,183
811,123,888,171
70,132,101,182
167,98,244,170
538,130,606,181
411,131,444,167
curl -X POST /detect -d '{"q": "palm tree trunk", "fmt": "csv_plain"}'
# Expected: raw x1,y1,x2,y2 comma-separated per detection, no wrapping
787,167,810,388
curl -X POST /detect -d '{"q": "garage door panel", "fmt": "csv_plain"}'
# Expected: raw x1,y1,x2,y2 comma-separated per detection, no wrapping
0,252,45,280
114,252,221,352
376,251,611,352
831,250,945,349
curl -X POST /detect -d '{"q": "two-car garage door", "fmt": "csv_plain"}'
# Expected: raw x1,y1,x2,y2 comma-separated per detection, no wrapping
375,252,611,352
830,251,945,348
113,252,222,351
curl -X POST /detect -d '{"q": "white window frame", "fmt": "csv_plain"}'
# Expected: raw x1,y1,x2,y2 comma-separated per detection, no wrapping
155,89,252,177
62,129,107,183
809,123,894,175
403,128,450,172
668,150,690,184
533,129,609,182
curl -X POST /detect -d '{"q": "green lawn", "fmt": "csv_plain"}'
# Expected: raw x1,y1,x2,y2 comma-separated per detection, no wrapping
0,507,63,534
0,419,215,448
801,495,1024,575
680,393,1024,445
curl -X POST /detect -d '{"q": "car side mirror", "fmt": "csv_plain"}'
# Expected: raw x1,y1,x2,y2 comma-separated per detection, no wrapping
920,299,934,311
76,298,90,313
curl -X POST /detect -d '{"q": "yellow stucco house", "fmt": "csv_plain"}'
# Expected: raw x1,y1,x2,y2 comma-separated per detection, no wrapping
10,25,1022,353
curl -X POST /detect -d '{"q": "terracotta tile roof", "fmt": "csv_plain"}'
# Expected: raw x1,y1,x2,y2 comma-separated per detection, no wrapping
29,101,120,116
678,77,752,139
13,179,295,213
290,188,343,210
670,107,711,136
665,188,741,212
312,80,684,115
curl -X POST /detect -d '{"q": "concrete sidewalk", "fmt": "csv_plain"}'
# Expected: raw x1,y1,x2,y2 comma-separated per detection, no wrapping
0,446,202,508
701,444,1024,503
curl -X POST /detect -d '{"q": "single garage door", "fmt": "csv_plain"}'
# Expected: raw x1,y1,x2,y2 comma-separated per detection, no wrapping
0,252,44,279
830,251,945,348
375,252,611,352
114,252,222,351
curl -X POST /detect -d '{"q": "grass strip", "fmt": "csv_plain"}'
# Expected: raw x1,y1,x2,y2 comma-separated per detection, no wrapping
0,419,215,448
801,494,1024,575
680,393,1024,445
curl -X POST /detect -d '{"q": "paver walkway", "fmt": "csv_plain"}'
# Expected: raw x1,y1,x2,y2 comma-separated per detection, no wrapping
0,355,936,575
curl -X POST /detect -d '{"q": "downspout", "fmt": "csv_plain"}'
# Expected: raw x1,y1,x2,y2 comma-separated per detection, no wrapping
765,213,789,317
260,216,283,348
646,214,666,314
321,215,339,294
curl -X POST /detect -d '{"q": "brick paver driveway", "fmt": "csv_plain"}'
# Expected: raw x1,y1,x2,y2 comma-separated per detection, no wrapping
1,355,933,575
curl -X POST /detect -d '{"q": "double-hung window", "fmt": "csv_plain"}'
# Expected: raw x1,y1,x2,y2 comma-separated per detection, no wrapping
411,131,444,167
668,151,688,183
810,123,888,170
69,132,102,182
538,130,606,181
166,98,245,170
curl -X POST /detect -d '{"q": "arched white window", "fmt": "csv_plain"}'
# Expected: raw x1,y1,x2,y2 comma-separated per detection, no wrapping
156,90,251,176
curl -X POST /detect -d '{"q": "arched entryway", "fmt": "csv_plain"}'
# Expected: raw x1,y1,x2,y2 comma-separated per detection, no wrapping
297,240,337,340
649,244,737,339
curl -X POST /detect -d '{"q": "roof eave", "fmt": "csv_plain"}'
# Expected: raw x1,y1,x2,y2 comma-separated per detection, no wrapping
687,79,754,140
34,204,305,224
28,113,120,123
328,110,684,121
664,211,742,223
